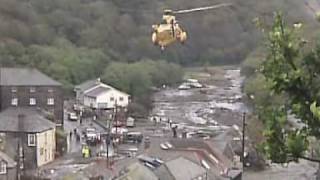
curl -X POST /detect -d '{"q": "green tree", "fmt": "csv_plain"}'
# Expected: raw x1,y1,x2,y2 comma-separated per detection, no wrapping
260,12,320,163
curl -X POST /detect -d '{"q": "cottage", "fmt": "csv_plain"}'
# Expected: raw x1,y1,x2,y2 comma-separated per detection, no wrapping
0,108,56,170
115,162,159,180
154,157,208,180
0,68,63,126
0,151,16,180
75,79,130,109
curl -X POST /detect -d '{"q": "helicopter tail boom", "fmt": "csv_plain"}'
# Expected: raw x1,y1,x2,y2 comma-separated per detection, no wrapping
173,3,232,14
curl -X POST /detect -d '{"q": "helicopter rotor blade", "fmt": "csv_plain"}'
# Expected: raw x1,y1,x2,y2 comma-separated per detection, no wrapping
173,3,232,14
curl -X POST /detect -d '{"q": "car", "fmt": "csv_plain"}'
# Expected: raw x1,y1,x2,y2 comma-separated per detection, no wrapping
160,143,169,150
178,83,191,90
123,131,143,143
68,112,78,121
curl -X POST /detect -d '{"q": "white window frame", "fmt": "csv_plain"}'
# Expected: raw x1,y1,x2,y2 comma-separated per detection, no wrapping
11,87,17,93
110,97,115,101
47,98,54,105
29,98,36,106
119,97,124,101
28,134,36,146
11,98,18,106
29,87,36,93
0,161,6,174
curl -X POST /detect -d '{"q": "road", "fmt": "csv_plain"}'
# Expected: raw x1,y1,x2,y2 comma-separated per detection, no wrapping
63,109,108,153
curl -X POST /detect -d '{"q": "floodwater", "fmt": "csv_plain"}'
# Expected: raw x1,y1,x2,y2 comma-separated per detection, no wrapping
152,67,318,180
152,68,247,128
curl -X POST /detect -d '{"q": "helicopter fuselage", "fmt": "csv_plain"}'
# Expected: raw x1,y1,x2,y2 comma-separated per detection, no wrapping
152,21,187,49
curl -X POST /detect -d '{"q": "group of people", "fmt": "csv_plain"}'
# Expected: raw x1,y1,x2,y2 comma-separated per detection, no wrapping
69,128,81,142
152,115,178,138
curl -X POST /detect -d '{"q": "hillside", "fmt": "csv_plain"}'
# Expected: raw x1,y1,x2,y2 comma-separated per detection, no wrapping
0,0,318,86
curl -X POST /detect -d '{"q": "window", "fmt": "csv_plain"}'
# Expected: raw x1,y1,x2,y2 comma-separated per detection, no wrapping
11,87,17,93
30,87,36,93
11,98,18,106
28,134,36,146
110,97,114,101
48,88,54,93
119,97,124,101
47,98,54,105
40,148,44,155
0,161,6,174
29,98,36,105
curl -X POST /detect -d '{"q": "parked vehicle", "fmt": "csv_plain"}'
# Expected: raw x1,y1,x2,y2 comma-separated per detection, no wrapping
84,128,99,146
138,155,163,168
126,117,135,127
68,112,78,121
178,83,191,90
123,131,143,143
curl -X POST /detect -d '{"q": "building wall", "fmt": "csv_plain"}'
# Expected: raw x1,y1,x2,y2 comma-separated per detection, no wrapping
36,128,56,167
2,132,37,170
83,96,96,108
1,129,56,170
96,89,129,109
80,83,129,109
0,168,16,180
0,86,63,126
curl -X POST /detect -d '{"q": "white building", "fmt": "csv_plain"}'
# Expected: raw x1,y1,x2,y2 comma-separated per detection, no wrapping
75,79,130,109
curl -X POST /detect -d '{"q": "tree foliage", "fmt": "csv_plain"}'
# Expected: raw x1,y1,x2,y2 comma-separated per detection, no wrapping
0,0,315,66
259,12,320,163
102,60,183,98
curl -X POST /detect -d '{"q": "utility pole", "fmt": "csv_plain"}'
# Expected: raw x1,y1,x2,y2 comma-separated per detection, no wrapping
242,112,246,178
106,101,117,167
16,141,21,180
16,114,25,180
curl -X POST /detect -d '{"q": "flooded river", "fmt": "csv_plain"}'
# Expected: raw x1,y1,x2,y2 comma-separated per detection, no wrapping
152,66,318,180
152,68,247,128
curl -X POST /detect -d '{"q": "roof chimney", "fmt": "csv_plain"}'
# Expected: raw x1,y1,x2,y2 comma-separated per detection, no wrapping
96,78,101,84
18,114,25,132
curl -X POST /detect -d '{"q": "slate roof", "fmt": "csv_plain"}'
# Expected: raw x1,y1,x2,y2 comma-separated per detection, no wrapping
153,164,175,180
85,86,111,98
75,79,99,92
0,68,61,86
0,151,16,168
165,157,206,180
0,107,56,133
116,162,159,180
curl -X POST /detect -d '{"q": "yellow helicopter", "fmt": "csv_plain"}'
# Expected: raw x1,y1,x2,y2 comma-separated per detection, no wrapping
152,3,232,50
